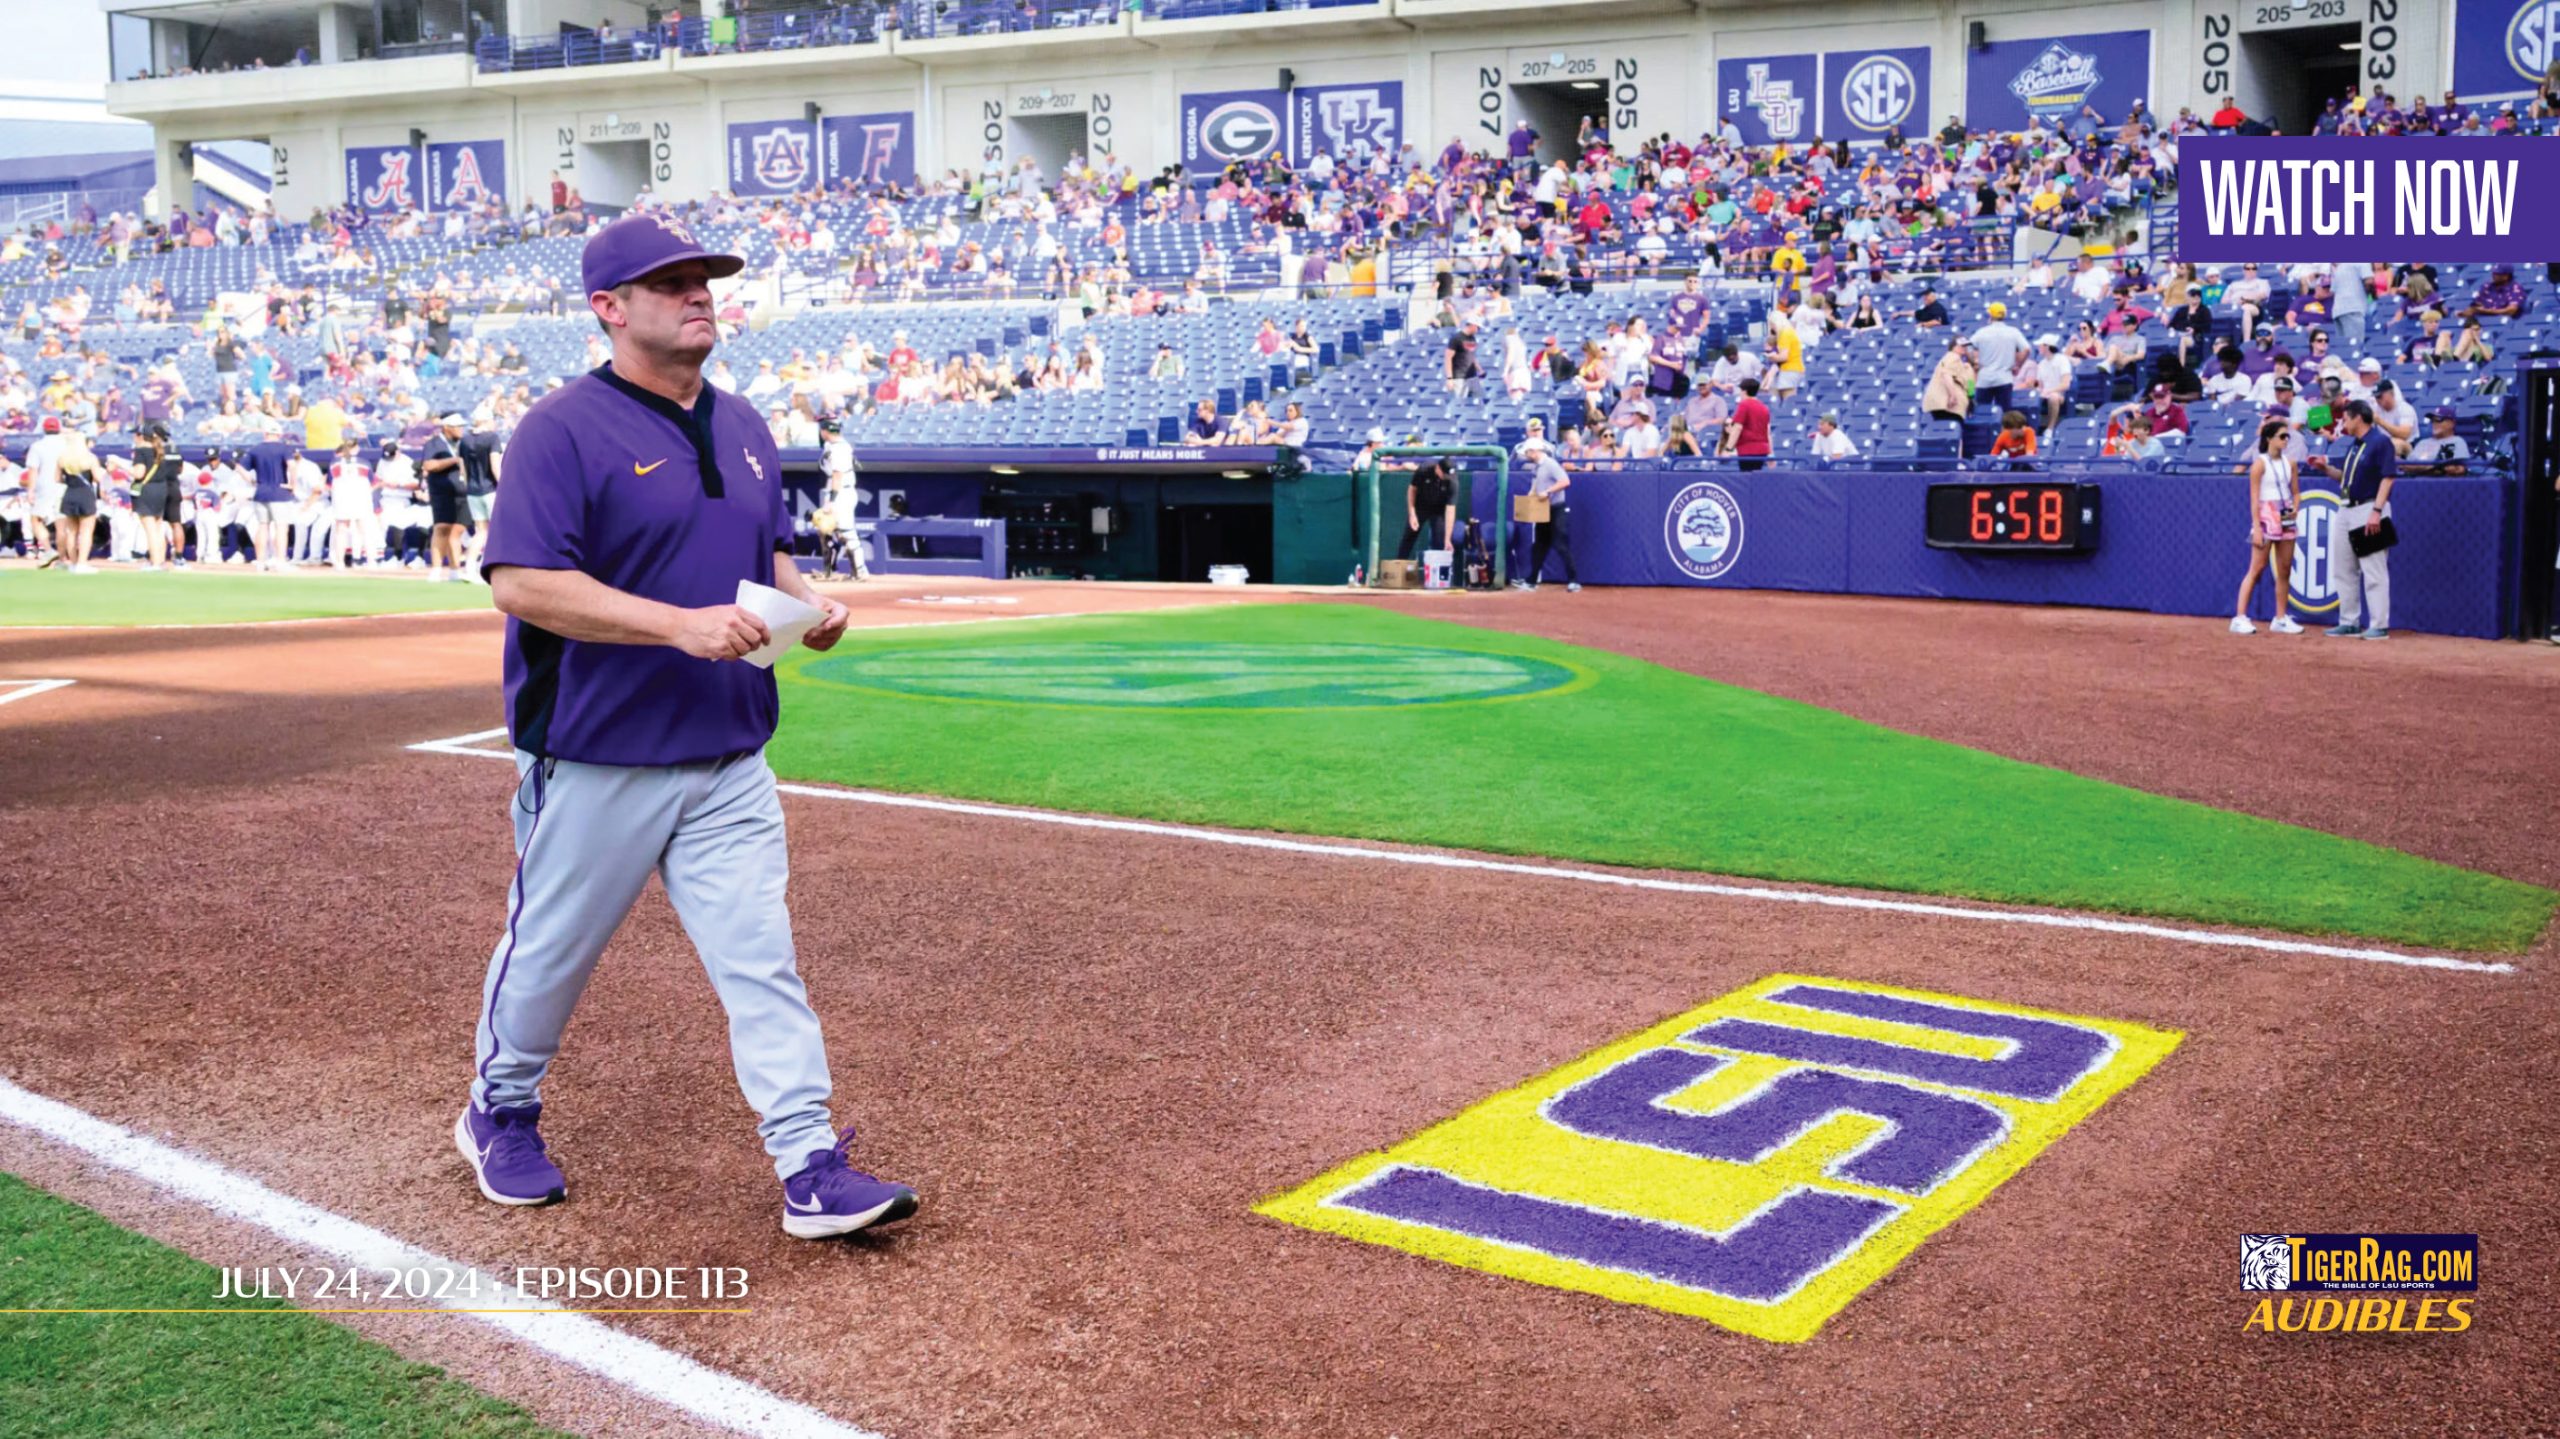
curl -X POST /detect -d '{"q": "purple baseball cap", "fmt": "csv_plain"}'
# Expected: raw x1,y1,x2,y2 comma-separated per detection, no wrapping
581,212,743,295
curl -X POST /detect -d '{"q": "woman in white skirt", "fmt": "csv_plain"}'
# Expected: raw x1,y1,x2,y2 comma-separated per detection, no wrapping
2231,417,2305,635
327,436,374,570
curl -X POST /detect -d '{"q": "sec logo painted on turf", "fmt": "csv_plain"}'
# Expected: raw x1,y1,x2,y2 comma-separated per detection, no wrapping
1257,975,2181,1343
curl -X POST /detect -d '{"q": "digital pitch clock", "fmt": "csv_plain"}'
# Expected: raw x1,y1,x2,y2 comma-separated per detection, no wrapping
1924,481,2102,552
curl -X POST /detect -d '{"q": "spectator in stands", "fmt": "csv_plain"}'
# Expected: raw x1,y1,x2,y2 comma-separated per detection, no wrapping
1726,377,1772,471
2144,383,2191,437
1809,411,1858,463
1970,302,2030,417
1900,286,1949,328
2401,310,2451,368
2329,260,2374,351
2327,398,2398,639
1622,399,1662,459
1186,399,1221,444
2203,346,2255,407
1922,339,1975,423
2450,316,2494,364
2103,410,2162,461
1445,321,1482,397
2100,319,2146,376
2370,378,2419,456
2459,268,2525,323
2231,418,2303,636
2407,408,2469,475
2223,262,2271,341
1663,415,1706,458
1763,307,1803,407
1989,410,2039,462
2167,287,2215,366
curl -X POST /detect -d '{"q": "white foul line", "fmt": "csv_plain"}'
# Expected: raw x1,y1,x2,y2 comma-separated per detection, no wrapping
0,1074,883,1439
407,729,2516,976
0,678,76,707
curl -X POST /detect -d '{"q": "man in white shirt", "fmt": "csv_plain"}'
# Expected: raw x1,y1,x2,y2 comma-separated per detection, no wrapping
2071,255,2115,304
1708,342,1762,391
2033,336,2074,433
744,361,785,401
2222,262,2271,340
2369,377,2420,455
1622,400,1661,458
1810,412,1860,461
22,418,65,563
2202,351,2256,407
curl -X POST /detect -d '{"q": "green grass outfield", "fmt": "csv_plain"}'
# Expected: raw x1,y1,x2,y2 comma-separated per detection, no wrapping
0,569,492,627
772,604,2551,952
0,1173,563,1438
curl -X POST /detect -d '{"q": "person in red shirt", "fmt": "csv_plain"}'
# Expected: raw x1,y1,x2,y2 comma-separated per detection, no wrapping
1725,377,1773,471
2144,382,2191,436
2211,101,2247,129
1574,196,1613,243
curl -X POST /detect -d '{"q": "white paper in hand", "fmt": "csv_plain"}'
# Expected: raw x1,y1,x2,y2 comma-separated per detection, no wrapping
735,579,823,669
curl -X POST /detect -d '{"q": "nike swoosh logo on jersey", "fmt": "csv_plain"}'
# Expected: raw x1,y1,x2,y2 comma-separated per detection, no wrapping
634,459,668,475
784,1192,824,1214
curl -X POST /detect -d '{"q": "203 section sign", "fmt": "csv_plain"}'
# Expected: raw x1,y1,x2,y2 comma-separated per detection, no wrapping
1258,976,2180,1342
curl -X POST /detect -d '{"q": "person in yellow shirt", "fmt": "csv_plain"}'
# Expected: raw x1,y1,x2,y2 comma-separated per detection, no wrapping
303,393,346,451
1349,249,1377,299
1765,306,1804,407
1769,234,1807,299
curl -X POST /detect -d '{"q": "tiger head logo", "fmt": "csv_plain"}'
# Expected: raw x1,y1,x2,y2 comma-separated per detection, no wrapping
2240,1235,2294,1290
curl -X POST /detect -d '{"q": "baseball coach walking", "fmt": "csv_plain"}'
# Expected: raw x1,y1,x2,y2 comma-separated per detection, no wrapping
458,212,918,1239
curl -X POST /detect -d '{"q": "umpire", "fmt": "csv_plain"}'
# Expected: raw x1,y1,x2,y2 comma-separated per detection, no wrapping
457,212,917,1240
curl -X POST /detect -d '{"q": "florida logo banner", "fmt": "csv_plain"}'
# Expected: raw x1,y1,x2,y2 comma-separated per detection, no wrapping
1258,975,2179,1342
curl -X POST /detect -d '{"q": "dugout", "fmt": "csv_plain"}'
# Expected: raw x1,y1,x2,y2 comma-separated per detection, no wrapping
780,446,1364,585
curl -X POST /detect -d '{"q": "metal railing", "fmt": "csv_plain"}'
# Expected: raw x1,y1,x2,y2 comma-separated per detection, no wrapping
892,0,1121,40
475,5,886,71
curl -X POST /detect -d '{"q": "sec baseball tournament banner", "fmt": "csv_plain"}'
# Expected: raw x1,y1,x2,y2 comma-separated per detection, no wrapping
1962,29,2153,132
345,144,421,214
727,118,817,197
2177,137,2538,263
2454,0,2558,97
1289,82,1403,166
424,140,505,213
1181,89,1284,177
820,112,916,188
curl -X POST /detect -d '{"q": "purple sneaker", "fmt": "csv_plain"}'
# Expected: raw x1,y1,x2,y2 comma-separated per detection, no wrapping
454,1103,566,1207
781,1127,917,1239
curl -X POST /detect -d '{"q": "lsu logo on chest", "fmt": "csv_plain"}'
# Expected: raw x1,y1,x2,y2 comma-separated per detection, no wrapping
1257,975,2179,1342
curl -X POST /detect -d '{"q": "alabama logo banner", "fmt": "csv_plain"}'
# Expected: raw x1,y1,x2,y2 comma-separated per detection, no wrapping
425,141,505,212
344,145,420,215
727,119,817,196
820,112,917,188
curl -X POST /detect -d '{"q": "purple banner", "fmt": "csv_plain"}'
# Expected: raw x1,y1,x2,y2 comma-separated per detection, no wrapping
820,112,916,188
424,140,505,212
1181,89,1284,177
2176,137,2532,262
2454,0,2552,98
343,144,420,215
1962,29,2151,133
1716,54,1821,147
1289,82,1403,166
727,119,817,196
1824,47,1931,140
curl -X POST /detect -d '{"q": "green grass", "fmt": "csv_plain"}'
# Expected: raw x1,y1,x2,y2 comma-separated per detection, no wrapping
0,569,492,627
771,604,2552,952
0,1172,565,1438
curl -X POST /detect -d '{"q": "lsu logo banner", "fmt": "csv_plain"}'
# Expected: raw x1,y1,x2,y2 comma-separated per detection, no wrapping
1962,29,2152,133
344,145,418,215
425,141,505,213
1290,82,1402,166
1258,976,2180,1342
1718,55,1818,146
728,120,815,197
820,112,916,189
1181,89,1283,177
2452,0,2560,97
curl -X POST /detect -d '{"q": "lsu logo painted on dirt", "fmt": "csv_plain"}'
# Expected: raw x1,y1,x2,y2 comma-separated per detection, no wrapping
804,641,1585,711
1257,975,2180,1342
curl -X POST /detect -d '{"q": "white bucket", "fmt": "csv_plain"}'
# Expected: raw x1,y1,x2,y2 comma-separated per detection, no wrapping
1421,549,1454,590
1207,564,1250,586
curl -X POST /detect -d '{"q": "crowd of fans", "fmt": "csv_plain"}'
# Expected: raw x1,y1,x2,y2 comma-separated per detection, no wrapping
0,76,2534,575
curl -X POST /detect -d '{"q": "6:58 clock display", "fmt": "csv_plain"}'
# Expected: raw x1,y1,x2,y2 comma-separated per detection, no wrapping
1924,481,2102,552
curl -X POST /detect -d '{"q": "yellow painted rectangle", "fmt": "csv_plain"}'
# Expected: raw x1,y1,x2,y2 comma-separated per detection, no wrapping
1255,974,2180,1342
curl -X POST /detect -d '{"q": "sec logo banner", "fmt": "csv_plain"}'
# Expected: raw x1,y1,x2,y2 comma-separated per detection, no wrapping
2510,0,2560,82
1665,481,1745,582
2287,487,2342,616
1840,55,1917,132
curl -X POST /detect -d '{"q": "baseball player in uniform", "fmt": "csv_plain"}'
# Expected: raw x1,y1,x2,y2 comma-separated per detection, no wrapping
458,213,917,1239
